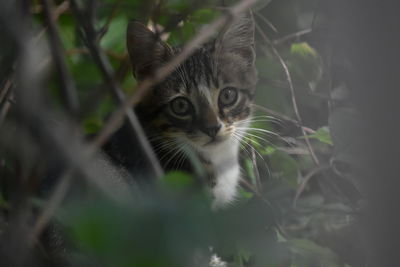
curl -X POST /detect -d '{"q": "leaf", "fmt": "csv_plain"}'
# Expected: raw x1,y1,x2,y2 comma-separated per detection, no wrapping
288,238,341,267
288,42,323,91
262,146,276,156
244,158,257,186
161,171,194,192
238,187,254,199
0,193,7,208
83,117,103,134
100,16,127,53
269,151,300,188
301,126,333,145
191,9,219,24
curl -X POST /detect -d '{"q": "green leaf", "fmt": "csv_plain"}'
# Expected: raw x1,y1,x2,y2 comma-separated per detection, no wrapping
269,151,299,188
238,187,254,199
191,9,219,24
162,171,194,192
288,42,323,90
301,126,333,145
83,117,103,134
262,146,276,156
244,158,257,186
288,239,341,267
100,16,127,53
0,193,6,208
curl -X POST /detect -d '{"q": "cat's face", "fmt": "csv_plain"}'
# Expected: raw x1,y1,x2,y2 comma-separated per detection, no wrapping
127,14,257,154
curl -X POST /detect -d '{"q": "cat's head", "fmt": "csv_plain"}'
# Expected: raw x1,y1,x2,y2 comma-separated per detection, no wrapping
127,13,257,154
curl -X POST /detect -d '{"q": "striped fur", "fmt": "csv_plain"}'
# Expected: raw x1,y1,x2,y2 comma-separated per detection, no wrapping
128,13,257,209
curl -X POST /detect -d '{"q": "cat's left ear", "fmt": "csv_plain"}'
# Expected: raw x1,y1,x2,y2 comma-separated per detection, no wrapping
126,21,172,80
215,11,255,66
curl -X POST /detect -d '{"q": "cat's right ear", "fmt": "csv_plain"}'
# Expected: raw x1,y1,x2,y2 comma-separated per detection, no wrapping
126,21,172,80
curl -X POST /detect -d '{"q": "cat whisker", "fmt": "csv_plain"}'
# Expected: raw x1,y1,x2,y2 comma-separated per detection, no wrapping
236,127,292,146
176,144,190,170
152,139,177,154
232,133,271,179
235,130,270,144
157,140,181,164
164,143,187,170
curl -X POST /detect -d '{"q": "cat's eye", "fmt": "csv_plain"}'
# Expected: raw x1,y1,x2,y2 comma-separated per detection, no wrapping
170,97,192,116
219,87,238,107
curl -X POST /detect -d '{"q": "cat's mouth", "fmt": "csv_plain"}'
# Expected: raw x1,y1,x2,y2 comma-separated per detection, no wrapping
203,136,225,146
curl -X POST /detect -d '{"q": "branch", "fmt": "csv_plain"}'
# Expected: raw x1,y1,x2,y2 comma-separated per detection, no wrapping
69,0,164,178
41,0,79,114
254,11,278,33
0,73,14,126
255,22,320,166
273,28,312,46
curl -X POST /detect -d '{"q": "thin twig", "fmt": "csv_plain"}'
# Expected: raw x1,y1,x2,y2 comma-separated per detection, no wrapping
273,28,312,46
29,171,72,246
250,147,262,190
292,164,329,209
0,78,13,126
66,47,127,61
93,0,259,149
254,11,278,33
35,1,69,43
255,22,320,165
41,0,79,114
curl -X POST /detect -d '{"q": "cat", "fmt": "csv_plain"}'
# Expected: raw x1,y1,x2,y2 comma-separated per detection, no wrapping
105,12,257,210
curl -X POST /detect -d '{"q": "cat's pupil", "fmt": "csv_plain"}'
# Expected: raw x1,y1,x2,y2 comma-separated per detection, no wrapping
219,87,238,107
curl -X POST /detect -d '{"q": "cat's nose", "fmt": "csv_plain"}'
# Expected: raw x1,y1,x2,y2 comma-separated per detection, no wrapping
202,124,221,138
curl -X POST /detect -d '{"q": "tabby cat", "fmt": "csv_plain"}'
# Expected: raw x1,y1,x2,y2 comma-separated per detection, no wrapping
106,13,257,209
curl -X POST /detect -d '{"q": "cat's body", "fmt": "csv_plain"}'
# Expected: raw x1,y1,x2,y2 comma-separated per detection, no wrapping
106,13,257,209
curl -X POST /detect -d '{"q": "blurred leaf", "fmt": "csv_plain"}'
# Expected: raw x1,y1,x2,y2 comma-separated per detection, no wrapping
181,21,196,41
300,126,333,145
288,42,323,90
244,158,257,186
83,117,103,134
269,151,299,188
238,187,254,200
100,16,127,53
190,9,219,24
166,0,192,12
262,146,276,156
287,239,341,267
162,171,194,192
0,193,6,208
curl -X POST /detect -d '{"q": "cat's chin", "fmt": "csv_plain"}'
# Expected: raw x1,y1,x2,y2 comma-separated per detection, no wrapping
190,136,234,153
202,136,226,146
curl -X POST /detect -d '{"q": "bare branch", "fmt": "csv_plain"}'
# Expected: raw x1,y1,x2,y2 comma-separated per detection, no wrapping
254,11,278,33
255,22,320,166
0,73,14,126
69,0,164,178
273,28,312,46
29,171,72,246
41,0,79,114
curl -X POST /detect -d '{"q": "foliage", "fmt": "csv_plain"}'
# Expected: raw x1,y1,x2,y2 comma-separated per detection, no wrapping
0,0,362,267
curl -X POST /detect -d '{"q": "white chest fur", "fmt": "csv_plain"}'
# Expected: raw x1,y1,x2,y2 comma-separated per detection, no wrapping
199,138,241,209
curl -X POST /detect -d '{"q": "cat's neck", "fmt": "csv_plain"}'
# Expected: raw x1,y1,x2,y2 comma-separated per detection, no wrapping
198,138,241,209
